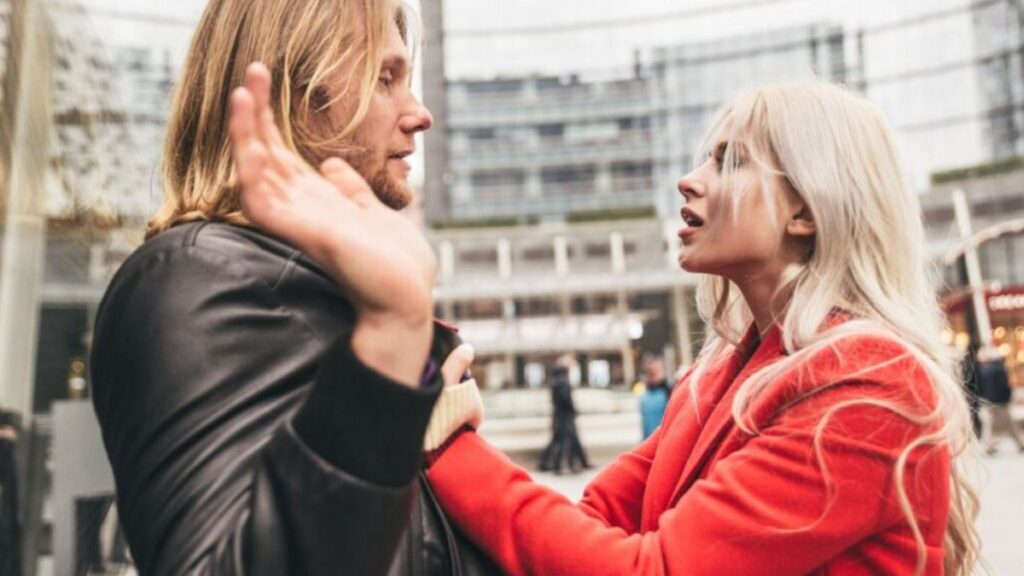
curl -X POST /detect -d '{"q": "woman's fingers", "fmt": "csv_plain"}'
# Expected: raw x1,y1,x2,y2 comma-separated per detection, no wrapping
440,344,475,387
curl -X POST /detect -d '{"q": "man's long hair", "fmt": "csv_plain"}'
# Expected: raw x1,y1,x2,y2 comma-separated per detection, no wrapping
147,0,416,239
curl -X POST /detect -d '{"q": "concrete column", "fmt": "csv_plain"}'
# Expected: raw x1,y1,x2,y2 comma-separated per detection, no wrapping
502,298,517,388
497,238,512,279
595,164,612,195
439,240,455,281
610,231,625,275
620,344,636,386
616,289,635,385
554,235,569,278
953,189,993,348
526,169,542,198
672,285,694,365
0,0,53,422
421,0,450,225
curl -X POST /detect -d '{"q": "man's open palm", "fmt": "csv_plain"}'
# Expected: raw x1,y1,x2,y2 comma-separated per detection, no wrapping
228,63,436,328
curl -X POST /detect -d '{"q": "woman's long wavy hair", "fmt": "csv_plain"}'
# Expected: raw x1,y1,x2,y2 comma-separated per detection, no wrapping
147,0,417,239
685,82,981,575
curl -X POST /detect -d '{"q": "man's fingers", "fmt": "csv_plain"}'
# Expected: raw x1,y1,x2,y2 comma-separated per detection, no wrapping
237,140,267,191
245,63,286,149
230,89,260,184
229,88,256,144
320,157,376,202
441,343,475,387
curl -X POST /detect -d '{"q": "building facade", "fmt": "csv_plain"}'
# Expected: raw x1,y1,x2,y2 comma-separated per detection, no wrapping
429,217,699,389
426,24,847,387
922,162,1024,388
436,24,846,225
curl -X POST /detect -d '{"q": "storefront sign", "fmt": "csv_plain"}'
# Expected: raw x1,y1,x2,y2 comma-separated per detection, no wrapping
989,291,1024,312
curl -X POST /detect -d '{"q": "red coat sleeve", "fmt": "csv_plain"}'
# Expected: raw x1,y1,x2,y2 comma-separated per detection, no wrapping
575,424,662,533
426,379,949,576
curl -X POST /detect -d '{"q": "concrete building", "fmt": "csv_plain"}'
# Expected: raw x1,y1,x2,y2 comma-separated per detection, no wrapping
425,24,846,386
921,160,1024,388
429,217,699,389
435,24,846,225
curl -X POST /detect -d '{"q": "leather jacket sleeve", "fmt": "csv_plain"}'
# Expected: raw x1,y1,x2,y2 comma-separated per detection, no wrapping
90,235,441,575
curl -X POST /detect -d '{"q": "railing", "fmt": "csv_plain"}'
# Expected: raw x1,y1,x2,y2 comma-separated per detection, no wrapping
450,189,654,220
450,132,655,168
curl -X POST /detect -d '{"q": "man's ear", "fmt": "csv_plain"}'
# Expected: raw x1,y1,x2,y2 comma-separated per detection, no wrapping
786,202,816,239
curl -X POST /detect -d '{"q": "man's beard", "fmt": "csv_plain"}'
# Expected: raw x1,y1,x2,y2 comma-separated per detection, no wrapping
340,141,412,211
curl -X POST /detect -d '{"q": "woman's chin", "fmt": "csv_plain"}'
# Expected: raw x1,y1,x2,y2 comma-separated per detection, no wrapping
677,253,702,273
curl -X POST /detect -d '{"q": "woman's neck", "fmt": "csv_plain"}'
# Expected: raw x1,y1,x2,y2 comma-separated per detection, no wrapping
732,269,787,336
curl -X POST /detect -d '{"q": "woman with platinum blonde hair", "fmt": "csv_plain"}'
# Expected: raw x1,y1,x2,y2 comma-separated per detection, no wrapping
229,77,981,574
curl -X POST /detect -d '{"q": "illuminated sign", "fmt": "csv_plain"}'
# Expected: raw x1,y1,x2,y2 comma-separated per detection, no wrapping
988,292,1024,312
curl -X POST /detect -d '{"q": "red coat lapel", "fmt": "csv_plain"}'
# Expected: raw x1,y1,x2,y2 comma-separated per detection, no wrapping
665,325,786,509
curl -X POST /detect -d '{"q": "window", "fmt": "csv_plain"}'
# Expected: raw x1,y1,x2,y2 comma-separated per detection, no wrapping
459,248,498,265
541,165,596,185
537,124,564,139
466,128,495,141
521,246,555,262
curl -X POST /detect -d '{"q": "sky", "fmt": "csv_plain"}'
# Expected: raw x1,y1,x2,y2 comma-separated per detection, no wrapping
74,0,970,76
65,0,984,190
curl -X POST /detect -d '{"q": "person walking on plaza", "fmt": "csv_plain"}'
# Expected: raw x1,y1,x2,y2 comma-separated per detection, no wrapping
228,78,985,574
539,357,591,474
89,1,498,573
976,346,1024,454
638,354,672,440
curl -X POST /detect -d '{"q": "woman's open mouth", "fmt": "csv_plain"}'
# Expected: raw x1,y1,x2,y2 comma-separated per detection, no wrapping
679,207,704,239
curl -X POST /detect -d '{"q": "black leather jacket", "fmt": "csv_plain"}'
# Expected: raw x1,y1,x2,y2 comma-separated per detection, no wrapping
90,222,498,575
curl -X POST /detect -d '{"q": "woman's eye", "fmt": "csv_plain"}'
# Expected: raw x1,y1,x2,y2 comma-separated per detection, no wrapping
379,72,394,88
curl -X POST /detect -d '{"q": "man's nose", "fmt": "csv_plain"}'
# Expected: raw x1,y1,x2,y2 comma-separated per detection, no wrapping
402,96,433,133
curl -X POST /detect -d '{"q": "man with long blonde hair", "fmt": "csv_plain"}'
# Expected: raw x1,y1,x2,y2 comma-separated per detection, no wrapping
90,0,496,573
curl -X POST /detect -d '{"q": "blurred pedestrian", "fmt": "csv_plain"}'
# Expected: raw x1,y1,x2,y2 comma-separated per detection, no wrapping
0,409,21,576
539,356,591,474
976,346,1024,454
639,354,672,440
960,345,983,440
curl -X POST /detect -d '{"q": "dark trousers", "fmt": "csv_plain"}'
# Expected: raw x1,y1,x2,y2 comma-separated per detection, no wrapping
539,415,590,472
0,441,20,576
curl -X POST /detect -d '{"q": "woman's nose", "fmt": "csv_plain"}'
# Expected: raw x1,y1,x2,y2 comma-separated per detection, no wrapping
677,172,703,200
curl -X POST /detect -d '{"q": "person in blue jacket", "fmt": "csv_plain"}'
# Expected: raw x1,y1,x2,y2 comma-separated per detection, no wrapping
639,354,673,439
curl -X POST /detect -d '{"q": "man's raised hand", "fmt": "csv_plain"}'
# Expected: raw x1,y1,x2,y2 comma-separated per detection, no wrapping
228,62,436,386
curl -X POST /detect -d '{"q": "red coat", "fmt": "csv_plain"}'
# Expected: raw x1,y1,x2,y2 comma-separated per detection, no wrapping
428,326,950,575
